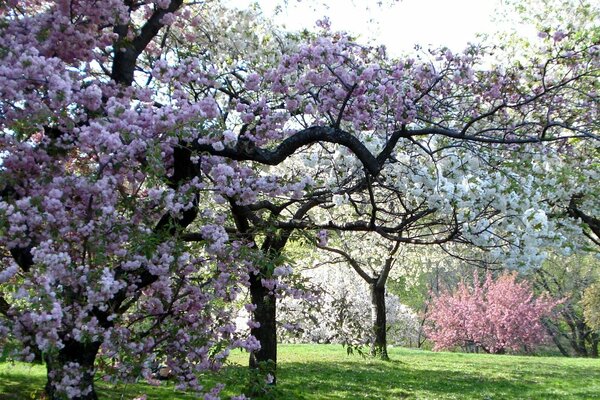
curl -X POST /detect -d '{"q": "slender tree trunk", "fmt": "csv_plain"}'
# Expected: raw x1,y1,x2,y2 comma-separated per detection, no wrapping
417,302,429,349
590,334,599,358
249,271,277,382
550,333,571,357
44,340,100,400
575,324,589,357
543,320,571,356
370,282,389,361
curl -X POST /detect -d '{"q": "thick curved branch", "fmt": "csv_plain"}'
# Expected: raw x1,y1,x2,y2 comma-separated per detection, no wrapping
411,127,588,144
376,125,409,166
568,195,600,244
195,126,382,176
194,123,589,192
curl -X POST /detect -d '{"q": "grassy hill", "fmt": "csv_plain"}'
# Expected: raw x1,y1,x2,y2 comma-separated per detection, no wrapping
2,344,599,399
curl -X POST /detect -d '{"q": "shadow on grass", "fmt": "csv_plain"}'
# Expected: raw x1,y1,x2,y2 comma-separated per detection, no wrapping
0,363,46,400
275,361,513,399
2,348,600,400
204,361,531,400
272,358,600,400
0,367,202,400
96,382,200,400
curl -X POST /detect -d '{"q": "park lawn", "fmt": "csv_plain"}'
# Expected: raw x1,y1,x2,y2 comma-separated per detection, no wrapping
1,344,600,399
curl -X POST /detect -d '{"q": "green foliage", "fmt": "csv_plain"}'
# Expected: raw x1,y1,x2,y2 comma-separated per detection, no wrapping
583,283,600,331
282,238,315,263
342,342,368,358
242,360,280,400
388,276,429,312
529,252,600,356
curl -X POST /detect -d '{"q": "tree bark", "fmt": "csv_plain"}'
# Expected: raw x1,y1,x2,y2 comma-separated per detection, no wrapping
370,282,389,361
549,331,571,357
44,340,101,400
590,333,599,358
542,320,571,356
249,271,277,383
574,322,589,357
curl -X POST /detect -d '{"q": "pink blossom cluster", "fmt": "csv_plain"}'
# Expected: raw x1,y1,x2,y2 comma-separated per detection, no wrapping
426,272,560,353
0,2,263,397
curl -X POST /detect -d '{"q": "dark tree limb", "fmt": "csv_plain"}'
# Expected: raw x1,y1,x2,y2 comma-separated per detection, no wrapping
194,126,384,177
568,194,600,241
376,240,400,288
9,246,34,272
0,295,11,317
315,243,374,283
112,0,185,85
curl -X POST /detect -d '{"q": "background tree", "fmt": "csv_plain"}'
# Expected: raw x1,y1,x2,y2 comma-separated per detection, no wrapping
426,272,560,354
315,233,403,360
390,248,475,349
583,283,600,332
276,262,420,348
530,253,599,357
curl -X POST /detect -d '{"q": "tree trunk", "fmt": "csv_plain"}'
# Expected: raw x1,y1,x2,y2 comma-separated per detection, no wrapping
249,271,277,383
575,323,589,357
590,334,599,358
550,333,571,357
44,340,100,400
542,320,571,357
417,303,429,349
370,282,389,361
585,332,599,358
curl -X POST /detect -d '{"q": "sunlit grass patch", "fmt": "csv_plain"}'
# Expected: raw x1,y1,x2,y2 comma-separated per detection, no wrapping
2,345,600,399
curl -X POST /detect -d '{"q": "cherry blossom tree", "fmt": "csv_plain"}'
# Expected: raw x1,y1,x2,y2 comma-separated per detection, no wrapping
317,235,403,360
156,7,599,385
425,272,560,354
498,0,600,249
0,0,599,398
277,263,420,348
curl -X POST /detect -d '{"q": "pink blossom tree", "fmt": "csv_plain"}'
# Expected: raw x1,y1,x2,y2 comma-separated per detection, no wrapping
426,272,560,354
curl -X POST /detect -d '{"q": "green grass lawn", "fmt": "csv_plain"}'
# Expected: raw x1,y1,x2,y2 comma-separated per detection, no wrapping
1,344,599,399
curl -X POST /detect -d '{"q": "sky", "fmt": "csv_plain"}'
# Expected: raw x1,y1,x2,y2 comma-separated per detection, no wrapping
229,0,514,55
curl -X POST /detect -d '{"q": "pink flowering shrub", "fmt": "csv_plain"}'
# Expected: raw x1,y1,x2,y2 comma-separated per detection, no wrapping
425,272,560,354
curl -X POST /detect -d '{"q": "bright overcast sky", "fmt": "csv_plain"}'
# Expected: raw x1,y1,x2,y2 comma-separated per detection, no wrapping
230,0,517,55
